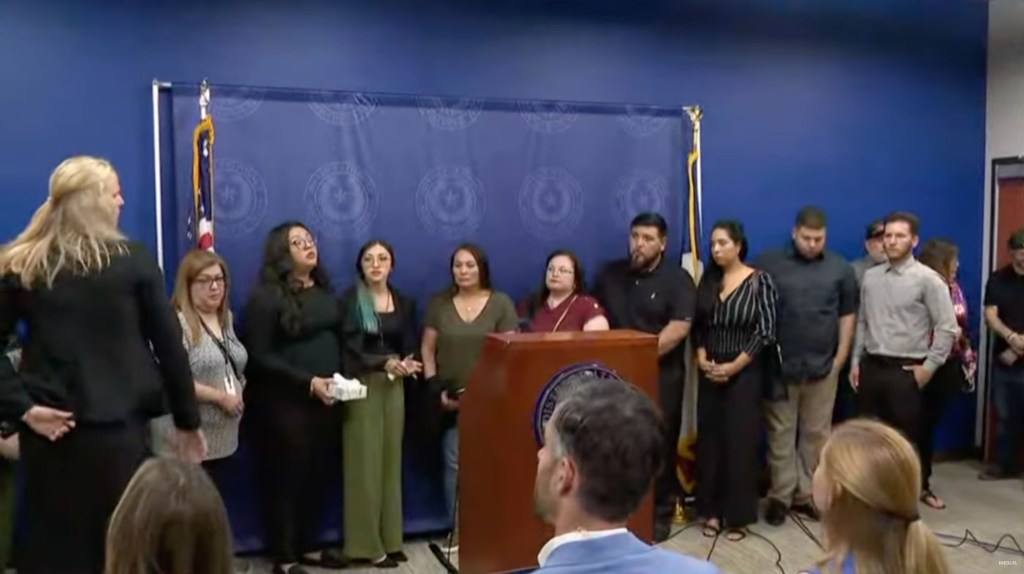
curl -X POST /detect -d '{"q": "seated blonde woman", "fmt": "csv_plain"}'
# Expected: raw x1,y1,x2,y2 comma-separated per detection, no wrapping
802,419,951,574
104,457,232,574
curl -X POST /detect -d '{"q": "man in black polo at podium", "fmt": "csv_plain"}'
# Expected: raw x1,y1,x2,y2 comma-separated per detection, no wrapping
594,212,697,542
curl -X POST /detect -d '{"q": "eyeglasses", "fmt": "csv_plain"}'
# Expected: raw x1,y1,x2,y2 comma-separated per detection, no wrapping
194,276,225,288
547,266,574,276
290,237,316,248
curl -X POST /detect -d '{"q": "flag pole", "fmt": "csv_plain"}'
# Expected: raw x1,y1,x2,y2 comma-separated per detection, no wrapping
199,78,211,120
683,105,704,280
675,105,704,525
152,80,166,272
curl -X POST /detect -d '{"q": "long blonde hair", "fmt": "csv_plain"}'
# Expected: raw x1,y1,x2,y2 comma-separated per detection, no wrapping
815,419,951,574
0,156,126,288
171,249,231,346
104,457,232,574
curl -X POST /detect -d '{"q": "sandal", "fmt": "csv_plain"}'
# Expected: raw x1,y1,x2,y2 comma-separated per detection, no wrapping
921,489,946,510
725,528,747,542
702,519,721,538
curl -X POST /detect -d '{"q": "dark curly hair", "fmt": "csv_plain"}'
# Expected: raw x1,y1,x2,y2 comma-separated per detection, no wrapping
257,221,331,335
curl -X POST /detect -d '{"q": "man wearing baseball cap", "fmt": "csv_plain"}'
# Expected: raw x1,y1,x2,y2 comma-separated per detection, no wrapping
836,219,888,424
851,219,888,286
980,228,1024,481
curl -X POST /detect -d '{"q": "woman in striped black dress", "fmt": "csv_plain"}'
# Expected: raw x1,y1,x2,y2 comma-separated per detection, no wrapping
693,220,778,542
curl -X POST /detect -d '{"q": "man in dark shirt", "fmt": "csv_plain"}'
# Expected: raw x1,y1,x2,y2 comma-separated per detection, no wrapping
981,228,1024,481
755,207,858,525
593,212,696,542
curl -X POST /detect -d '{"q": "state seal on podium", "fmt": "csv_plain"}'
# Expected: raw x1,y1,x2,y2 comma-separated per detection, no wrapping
533,362,623,446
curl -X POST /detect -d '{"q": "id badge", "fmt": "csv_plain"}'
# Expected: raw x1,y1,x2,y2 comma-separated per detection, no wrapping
224,374,237,396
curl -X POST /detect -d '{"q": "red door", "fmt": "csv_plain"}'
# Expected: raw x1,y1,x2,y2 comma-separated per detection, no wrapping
986,176,1024,465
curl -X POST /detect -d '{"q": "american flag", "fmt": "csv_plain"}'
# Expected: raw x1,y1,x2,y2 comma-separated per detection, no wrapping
677,121,703,501
192,116,216,251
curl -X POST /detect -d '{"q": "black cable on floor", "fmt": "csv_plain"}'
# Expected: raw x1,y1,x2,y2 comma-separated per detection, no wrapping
789,511,824,550
744,527,787,574
933,529,1024,557
664,519,785,574
791,509,1024,559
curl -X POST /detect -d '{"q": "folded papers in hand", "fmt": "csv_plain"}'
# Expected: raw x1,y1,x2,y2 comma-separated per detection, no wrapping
330,373,367,402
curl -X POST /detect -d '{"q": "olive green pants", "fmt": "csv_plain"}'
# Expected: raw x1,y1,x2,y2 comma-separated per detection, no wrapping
342,372,404,559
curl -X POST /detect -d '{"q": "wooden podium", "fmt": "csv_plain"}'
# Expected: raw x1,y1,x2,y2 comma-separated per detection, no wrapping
458,330,659,574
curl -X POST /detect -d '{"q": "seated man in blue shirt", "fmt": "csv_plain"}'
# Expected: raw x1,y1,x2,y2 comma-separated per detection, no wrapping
532,375,721,574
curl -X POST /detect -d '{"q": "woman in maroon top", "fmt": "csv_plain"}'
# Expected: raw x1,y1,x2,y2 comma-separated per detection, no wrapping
918,238,976,511
519,250,609,333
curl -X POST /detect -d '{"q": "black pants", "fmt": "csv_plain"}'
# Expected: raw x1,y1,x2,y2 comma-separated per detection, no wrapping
857,354,923,449
696,362,761,529
19,422,148,574
202,455,236,508
252,398,340,564
919,356,963,491
0,458,16,570
833,359,856,424
654,364,684,522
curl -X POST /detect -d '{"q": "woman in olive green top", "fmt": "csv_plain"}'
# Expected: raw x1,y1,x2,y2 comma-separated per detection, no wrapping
421,243,518,550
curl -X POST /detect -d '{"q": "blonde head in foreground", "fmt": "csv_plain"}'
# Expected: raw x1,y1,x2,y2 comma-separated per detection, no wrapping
807,419,950,574
105,457,232,574
0,155,126,288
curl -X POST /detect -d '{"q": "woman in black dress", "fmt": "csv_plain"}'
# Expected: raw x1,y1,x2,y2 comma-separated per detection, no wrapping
693,220,777,542
243,222,346,574
0,156,205,574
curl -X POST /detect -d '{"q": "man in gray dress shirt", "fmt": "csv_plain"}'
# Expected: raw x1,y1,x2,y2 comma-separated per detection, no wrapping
851,211,958,447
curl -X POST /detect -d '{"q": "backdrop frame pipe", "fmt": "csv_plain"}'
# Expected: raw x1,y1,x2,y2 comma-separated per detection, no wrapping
151,79,171,271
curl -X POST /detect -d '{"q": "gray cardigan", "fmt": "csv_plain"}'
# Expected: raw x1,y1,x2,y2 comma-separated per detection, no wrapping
152,312,248,460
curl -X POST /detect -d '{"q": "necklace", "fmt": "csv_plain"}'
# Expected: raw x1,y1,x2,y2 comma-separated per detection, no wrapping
457,292,486,314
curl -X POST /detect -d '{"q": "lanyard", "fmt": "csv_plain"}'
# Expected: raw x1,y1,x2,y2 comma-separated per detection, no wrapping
199,318,241,384
551,295,578,332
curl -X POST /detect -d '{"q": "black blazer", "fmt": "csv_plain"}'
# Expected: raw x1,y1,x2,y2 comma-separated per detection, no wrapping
338,285,419,379
0,242,200,430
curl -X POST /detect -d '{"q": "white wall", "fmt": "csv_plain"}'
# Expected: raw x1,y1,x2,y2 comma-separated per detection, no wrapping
987,0,1024,159
980,0,1024,444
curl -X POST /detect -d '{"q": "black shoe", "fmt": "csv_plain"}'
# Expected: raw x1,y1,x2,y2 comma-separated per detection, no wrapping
978,466,1019,481
302,550,349,570
791,501,820,521
387,551,408,562
764,499,788,526
373,556,400,569
654,521,671,543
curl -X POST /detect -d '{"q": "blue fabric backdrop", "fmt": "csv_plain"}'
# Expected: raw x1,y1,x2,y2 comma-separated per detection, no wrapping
165,85,690,552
